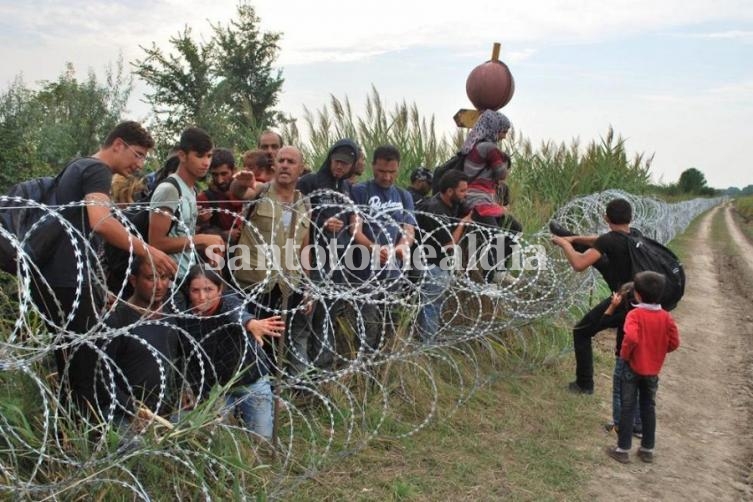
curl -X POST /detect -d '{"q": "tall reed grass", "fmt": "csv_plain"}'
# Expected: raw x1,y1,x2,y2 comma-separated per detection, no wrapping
284,88,653,230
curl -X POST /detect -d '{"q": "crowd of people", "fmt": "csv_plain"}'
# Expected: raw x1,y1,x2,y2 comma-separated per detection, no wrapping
26,112,522,441
24,113,679,462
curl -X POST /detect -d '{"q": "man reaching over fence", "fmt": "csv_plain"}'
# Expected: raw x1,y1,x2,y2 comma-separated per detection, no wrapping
550,198,641,395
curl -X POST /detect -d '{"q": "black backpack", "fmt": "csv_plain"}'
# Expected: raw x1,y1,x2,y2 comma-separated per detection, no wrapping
431,148,511,194
0,158,97,274
431,153,465,194
104,176,182,293
623,233,685,311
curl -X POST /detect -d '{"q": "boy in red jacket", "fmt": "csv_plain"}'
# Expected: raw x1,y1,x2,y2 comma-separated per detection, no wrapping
606,271,680,464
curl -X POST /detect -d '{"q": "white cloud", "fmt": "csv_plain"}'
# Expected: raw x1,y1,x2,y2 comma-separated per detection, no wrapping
4,0,753,76
638,79,753,105
683,30,753,41
707,80,753,102
1,0,751,188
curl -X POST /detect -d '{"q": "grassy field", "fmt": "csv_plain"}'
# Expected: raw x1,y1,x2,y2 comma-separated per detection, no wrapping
272,205,710,500
733,196,753,243
734,195,753,221
271,315,616,501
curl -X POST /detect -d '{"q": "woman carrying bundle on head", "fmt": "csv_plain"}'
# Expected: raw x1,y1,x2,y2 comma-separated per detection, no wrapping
460,109,522,280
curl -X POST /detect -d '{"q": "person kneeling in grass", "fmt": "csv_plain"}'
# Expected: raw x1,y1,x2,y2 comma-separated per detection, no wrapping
179,265,284,440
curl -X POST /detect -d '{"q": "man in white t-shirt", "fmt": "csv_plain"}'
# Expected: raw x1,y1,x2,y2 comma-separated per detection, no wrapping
149,127,224,283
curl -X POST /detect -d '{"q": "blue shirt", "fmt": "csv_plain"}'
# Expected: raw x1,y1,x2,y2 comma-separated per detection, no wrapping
349,180,416,282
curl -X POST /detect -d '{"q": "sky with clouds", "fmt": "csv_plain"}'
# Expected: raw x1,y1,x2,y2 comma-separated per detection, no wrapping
1,0,751,188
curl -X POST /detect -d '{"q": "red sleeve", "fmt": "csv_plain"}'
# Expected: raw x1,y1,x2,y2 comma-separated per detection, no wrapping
486,147,505,168
620,311,639,360
227,192,244,210
666,314,680,352
196,191,210,210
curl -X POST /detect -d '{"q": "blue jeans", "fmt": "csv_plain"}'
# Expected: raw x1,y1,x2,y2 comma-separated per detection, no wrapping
612,358,642,430
225,378,274,439
416,265,451,343
618,364,658,450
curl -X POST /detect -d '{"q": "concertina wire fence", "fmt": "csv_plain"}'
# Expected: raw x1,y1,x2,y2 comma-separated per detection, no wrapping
0,189,721,498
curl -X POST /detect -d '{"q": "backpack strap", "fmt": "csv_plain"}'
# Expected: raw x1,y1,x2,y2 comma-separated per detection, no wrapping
153,176,183,232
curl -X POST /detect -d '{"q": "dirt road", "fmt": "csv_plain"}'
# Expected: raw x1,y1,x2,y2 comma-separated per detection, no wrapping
587,205,753,501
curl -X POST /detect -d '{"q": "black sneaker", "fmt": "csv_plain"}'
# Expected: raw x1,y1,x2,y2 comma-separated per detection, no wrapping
633,427,643,439
568,381,594,395
549,220,575,237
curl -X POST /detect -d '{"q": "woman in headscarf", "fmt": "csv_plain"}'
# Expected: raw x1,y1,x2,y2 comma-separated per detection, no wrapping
460,110,521,281
461,109,512,225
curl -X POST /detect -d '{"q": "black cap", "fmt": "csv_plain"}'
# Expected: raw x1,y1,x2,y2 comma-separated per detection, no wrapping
410,167,433,183
330,146,356,164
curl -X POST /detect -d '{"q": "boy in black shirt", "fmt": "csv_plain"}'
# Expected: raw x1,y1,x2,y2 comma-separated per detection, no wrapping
551,198,642,394
32,122,177,415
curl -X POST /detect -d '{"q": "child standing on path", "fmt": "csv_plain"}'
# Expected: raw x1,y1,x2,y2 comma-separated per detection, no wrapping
601,282,642,436
606,271,680,464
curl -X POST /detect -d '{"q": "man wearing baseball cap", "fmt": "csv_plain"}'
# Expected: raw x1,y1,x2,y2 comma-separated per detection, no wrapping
407,167,433,205
297,139,360,370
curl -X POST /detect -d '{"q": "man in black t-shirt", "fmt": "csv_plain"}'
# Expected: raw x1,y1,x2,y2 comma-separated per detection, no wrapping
413,170,471,342
551,198,641,394
31,121,177,415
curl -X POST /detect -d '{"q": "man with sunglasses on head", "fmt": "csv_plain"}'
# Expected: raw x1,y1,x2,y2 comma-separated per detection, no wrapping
31,121,177,418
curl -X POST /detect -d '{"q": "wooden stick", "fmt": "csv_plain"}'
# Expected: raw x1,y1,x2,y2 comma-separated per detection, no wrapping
491,42,501,62
137,405,174,430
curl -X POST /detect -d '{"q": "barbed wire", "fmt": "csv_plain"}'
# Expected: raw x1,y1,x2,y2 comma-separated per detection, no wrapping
0,190,721,499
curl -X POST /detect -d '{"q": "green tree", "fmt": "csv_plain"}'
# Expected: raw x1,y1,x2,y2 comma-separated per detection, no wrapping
132,1,285,151
677,167,708,195
211,2,285,147
132,27,215,150
0,61,131,191
0,77,44,189
34,60,132,166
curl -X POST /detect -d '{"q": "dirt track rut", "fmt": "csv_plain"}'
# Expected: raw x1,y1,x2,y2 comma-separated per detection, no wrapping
587,205,753,501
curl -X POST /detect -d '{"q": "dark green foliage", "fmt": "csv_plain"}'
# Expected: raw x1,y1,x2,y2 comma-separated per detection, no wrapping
0,60,131,191
652,167,720,198
132,2,286,152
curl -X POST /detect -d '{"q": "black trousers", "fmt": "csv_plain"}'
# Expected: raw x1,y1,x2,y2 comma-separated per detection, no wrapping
618,364,658,450
573,297,627,390
249,286,310,377
31,280,105,415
